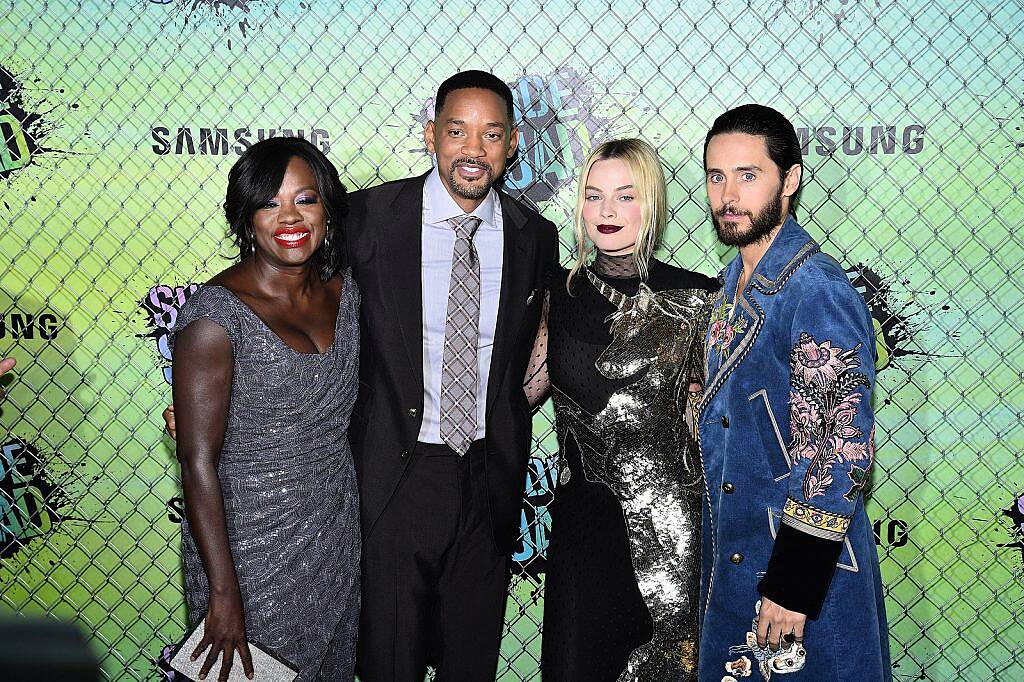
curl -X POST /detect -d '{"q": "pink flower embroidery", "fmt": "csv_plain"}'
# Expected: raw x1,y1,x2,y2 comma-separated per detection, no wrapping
709,320,727,346
787,333,871,500
835,438,869,462
792,334,855,388
721,323,736,347
788,391,818,459
707,301,747,360
832,396,863,440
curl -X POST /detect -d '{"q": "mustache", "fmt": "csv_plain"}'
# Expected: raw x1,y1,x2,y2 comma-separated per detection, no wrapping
714,205,751,219
450,158,493,173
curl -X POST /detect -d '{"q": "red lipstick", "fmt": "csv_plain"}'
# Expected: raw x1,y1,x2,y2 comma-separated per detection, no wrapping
273,226,310,249
597,224,623,234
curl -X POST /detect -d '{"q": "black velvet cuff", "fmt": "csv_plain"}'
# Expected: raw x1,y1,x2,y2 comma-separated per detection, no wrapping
757,522,844,620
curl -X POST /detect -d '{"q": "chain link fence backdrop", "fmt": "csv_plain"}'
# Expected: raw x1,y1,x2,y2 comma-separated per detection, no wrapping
1,0,1022,679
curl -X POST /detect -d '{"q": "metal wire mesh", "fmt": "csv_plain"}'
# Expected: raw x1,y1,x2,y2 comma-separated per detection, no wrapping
1,1,1022,680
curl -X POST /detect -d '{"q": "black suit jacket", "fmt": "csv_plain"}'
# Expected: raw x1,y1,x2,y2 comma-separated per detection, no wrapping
345,172,559,554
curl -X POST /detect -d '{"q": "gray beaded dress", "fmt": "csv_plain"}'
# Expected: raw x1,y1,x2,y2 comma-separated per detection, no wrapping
169,269,360,681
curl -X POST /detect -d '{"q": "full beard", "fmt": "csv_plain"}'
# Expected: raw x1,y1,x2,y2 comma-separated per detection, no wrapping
712,189,784,247
448,158,494,201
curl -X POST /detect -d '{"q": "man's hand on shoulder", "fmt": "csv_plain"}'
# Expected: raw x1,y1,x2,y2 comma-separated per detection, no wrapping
163,403,176,440
0,357,15,402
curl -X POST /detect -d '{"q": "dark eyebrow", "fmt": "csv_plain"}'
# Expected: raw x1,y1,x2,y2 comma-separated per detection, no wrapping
584,185,603,192
444,118,506,129
705,165,763,174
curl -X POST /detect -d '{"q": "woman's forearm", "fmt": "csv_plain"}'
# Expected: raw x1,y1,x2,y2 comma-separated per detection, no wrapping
180,459,241,597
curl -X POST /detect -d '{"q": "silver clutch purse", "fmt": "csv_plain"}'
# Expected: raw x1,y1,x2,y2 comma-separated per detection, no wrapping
170,619,298,682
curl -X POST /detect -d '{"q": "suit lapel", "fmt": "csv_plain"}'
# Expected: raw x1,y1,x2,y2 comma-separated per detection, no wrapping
697,221,819,414
384,173,428,393
486,191,533,415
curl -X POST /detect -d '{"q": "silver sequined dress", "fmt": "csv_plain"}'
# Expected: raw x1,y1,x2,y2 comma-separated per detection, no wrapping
541,259,716,682
170,270,360,681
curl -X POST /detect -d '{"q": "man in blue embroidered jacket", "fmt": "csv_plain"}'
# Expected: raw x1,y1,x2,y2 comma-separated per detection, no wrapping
696,104,890,681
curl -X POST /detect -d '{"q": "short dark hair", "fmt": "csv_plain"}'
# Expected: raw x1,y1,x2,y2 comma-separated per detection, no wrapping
704,104,803,217
224,136,347,279
435,70,516,127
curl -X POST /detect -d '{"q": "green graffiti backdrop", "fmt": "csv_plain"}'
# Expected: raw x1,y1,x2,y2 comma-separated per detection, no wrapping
1,1,1022,679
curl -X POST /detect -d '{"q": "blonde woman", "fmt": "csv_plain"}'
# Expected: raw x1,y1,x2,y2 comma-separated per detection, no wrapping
525,139,717,681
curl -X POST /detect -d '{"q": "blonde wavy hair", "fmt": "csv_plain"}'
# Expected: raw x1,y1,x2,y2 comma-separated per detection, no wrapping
567,138,667,290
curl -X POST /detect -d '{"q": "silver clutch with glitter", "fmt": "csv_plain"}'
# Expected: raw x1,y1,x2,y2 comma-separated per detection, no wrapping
170,619,298,682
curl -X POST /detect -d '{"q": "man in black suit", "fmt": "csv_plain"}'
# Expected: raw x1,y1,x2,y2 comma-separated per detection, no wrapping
346,71,557,681
163,71,557,680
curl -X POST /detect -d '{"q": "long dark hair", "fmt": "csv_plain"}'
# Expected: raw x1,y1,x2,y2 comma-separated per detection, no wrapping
703,104,803,218
224,136,347,279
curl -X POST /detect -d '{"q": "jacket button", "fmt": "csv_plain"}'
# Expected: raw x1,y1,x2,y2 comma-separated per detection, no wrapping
408,408,418,418
722,481,735,494
730,552,743,565
400,450,409,458
721,415,730,428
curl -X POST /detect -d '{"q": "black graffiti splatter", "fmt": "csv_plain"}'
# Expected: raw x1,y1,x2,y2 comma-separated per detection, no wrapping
768,0,885,39
135,284,200,385
0,438,76,560
996,492,1024,564
845,263,938,371
994,113,1024,151
179,0,260,44
0,65,73,179
189,0,252,10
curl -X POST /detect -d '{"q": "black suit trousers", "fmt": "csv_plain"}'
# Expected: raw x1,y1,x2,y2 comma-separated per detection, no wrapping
357,441,510,682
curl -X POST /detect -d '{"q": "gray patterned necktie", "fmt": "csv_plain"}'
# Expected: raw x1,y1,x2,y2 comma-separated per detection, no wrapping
440,214,483,455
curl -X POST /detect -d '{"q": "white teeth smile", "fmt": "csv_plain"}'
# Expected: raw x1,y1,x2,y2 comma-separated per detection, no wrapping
276,232,308,242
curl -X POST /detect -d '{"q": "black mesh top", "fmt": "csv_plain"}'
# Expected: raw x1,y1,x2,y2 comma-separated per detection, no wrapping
536,255,718,681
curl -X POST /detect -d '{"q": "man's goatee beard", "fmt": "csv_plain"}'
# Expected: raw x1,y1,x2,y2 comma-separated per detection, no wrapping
713,190,783,247
449,158,494,200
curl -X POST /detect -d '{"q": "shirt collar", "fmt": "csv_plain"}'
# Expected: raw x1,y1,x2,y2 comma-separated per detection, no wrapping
750,216,817,284
423,166,498,228
721,216,819,296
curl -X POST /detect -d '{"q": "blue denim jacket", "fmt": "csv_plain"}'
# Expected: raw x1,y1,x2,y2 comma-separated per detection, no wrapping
697,218,891,681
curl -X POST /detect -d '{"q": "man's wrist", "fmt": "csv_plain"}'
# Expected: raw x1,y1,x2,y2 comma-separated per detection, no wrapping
758,523,843,619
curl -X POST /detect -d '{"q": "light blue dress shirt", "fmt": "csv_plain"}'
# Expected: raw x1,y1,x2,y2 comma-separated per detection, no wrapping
418,168,503,443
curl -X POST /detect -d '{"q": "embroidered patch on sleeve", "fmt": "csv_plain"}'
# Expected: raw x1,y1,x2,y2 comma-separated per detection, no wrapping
787,332,871,500
781,497,851,541
708,299,748,361
844,425,875,501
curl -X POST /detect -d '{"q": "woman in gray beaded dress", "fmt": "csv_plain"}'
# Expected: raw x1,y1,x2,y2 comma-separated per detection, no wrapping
169,137,359,681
